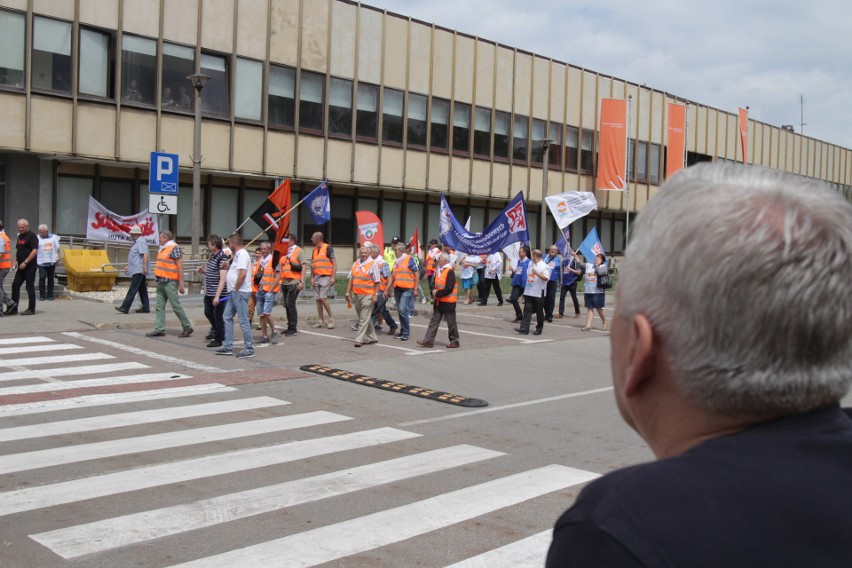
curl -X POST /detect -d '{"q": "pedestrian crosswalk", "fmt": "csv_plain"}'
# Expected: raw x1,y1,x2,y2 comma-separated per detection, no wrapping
0,335,601,566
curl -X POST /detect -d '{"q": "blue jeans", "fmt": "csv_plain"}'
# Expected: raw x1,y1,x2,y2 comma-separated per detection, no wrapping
394,287,414,338
223,291,253,350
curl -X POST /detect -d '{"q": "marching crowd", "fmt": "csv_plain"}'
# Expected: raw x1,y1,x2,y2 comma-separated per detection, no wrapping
0,214,611,349
113,219,612,354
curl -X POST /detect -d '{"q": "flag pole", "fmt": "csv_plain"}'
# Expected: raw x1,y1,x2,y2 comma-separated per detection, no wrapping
243,196,308,249
683,103,689,171
625,94,632,249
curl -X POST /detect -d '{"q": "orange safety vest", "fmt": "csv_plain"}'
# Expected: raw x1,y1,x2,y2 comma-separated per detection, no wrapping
351,259,376,295
425,247,440,274
376,258,388,292
251,259,261,293
278,246,303,280
434,264,457,303
260,257,280,293
0,232,11,270
392,254,417,289
153,243,180,280
312,243,334,276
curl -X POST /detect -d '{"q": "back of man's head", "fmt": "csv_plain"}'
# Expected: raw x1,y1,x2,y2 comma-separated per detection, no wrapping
618,163,852,417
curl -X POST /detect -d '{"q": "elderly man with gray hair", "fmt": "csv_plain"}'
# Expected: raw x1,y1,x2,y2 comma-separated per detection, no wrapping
547,163,852,566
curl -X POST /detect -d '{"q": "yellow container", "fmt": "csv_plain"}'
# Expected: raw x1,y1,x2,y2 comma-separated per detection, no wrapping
63,249,118,292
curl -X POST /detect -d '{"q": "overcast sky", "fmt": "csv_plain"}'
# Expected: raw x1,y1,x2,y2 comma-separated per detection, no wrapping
369,0,852,150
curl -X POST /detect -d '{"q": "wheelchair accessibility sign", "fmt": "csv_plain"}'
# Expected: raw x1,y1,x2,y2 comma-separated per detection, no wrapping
149,193,177,215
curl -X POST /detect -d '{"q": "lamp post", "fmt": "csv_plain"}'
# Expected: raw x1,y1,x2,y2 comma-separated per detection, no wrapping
187,73,209,257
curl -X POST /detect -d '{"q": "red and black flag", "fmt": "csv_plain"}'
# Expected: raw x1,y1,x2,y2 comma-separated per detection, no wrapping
250,178,291,241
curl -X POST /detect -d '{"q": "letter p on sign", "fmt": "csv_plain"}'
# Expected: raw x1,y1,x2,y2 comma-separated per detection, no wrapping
156,155,174,180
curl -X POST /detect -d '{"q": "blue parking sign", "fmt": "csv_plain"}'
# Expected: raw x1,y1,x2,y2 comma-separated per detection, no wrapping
149,152,179,195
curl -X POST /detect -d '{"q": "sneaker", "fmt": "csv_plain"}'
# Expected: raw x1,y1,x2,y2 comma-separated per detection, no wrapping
135,308,150,313
146,330,165,337
254,323,262,330
374,324,384,332
270,332,279,345
115,306,129,314
259,336,270,344
207,340,223,348
350,323,360,331
235,348,255,359
4,303,17,315
326,320,336,329
20,309,35,316
214,346,233,355
283,329,297,337
311,321,326,328
205,333,216,340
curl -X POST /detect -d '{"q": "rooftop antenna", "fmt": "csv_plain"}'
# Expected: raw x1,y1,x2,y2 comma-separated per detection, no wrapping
800,94,807,135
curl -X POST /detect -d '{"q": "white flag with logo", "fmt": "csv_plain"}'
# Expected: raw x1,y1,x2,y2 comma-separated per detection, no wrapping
545,192,598,229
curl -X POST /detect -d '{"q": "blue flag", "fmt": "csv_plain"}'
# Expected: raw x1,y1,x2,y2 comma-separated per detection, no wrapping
439,191,530,254
554,226,571,256
303,180,330,225
578,227,605,261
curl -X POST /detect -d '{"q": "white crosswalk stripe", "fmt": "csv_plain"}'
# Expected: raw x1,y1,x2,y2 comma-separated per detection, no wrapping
0,384,237,417
0,352,114,367
0,411,350,474
0,368,599,566
0,427,419,516
444,530,553,567
0,372,190,396
0,336,54,345
0,397,289,442
167,465,596,568
0,343,81,357
0,362,151,383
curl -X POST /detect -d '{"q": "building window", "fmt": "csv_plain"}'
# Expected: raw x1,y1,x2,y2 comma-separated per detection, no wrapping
234,58,262,121
330,195,355,244
649,143,661,184
57,176,93,235
564,126,579,171
355,82,378,140
452,102,471,154
299,71,324,132
549,123,563,169
494,111,510,160
531,119,547,165
473,106,491,158
200,53,229,116
580,128,595,173
122,36,156,105
78,28,113,99
430,98,449,152
382,87,404,145
328,77,353,137
99,180,133,215
626,138,635,179
210,186,238,238
0,10,26,88
162,42,194,110
407,92,427,148
636,140,648,183
268,65,295,127
32,16,72,93
513,115,528,163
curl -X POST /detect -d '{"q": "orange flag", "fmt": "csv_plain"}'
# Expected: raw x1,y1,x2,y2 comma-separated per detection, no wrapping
597,99,628,191
355,211,384,248
738,107,748,164
666,103,686,179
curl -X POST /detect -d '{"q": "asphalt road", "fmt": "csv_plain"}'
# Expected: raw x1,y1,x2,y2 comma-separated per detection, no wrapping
0,299,653,567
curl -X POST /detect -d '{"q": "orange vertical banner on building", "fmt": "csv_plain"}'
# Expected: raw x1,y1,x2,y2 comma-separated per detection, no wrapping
738,107,748,164
666,103,686,179
597,99,628,191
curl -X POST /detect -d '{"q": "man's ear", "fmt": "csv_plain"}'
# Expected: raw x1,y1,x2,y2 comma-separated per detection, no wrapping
624,313,656,398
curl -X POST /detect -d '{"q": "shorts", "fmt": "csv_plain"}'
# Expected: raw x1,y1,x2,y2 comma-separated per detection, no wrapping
313,275,333,299
257,291,276,315
584,292,605,310
461,277,475,290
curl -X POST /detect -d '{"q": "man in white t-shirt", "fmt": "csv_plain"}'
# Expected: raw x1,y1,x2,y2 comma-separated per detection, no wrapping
215,233,255,358
515,249,551,335
36,224,61,301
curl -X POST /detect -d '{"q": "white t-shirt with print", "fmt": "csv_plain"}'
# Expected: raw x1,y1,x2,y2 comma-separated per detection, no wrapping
227,248,253,293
